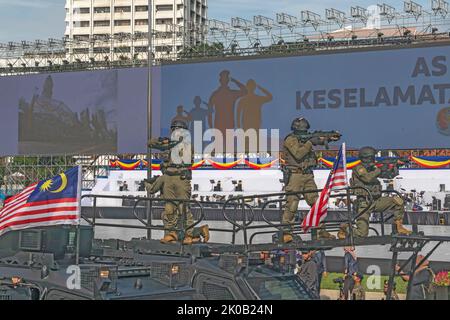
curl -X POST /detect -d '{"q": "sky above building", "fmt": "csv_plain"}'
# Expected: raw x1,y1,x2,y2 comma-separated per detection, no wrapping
0,0,417,42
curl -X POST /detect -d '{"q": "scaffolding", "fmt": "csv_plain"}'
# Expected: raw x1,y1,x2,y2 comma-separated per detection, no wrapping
0,155,115,195
2,1,450,75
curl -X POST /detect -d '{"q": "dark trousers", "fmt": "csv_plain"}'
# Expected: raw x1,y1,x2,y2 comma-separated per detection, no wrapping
317,273,323,294
343,276,355,300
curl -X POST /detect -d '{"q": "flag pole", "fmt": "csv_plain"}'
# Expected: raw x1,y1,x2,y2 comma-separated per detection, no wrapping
146,0,153,240
75,165,82,265
343,143,354,246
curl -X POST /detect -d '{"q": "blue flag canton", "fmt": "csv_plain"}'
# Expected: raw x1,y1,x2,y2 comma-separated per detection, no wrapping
28,167,80,203
333,146,344,170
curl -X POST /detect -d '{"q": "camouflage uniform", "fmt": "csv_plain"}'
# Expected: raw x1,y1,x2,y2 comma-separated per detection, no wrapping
148,137,194,242
339,147,411,238
352,283,366,300
281,118,336,242
145,174,208,242
282,136,318,231
350,164,406,237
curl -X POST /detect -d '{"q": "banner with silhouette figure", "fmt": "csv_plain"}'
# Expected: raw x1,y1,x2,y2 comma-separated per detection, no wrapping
158,44,450,151
2,44,450,156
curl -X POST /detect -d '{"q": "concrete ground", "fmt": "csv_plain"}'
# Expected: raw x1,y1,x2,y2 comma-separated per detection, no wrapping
320,289,406,300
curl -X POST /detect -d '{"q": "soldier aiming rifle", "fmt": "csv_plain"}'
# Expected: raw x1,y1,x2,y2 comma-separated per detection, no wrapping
376,157,410,179
147,119,209,245
281,117,341,243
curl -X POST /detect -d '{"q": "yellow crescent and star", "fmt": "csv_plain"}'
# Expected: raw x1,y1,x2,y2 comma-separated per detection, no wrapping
39,173,68,193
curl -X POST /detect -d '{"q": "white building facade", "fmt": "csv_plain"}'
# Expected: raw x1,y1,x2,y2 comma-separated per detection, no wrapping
64,0,207,61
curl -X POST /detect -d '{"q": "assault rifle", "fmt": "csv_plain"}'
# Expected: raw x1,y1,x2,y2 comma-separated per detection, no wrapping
148,137,183,151
298,130,342,149
376,157,410,179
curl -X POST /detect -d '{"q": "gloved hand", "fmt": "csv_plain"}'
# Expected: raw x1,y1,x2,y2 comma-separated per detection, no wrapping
309,136,326,146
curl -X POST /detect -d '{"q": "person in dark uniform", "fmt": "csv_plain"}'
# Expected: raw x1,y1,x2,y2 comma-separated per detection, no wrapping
296,250,320,299
397,255,434,300
343,246,359,300
312,250,328,294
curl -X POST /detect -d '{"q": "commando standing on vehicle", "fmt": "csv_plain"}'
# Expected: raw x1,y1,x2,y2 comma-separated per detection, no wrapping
338,146,412,239
281,117,340,243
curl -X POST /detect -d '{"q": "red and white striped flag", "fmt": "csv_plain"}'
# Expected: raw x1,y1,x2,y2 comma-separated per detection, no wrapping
302,143,348,231
0,166,81,236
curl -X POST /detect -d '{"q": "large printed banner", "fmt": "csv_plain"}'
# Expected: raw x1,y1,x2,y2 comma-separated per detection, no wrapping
0,44,450,156
159,44,450,150
0,68,151,156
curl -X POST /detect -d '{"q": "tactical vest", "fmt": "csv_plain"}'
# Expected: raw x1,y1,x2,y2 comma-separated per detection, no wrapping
164,144,193,178
350,164,382,199
282,133,317,172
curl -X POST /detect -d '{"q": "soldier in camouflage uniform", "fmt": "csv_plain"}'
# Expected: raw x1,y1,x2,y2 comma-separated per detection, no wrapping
281,117,338,243
338,146,412,239
351,273,365,300
144,174,210,243
148,119,201,245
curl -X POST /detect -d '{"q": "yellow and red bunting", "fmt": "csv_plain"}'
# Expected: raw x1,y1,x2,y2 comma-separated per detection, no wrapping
244,159,279,170
115,160,142,170
319,158,361,169
142,160,161,170
411,156,450,169
191,159,206,170
207,159,243,170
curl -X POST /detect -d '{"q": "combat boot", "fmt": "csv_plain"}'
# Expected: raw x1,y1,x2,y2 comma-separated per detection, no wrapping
337,224,349,240
160,232,178,244
394,219,412,235
191,237,202,244
283,234,293,243
182,236,194,245
199,225,210,243
318,229,336,240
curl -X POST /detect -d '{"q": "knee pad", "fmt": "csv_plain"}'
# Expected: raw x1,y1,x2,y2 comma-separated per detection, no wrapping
393,196,404,206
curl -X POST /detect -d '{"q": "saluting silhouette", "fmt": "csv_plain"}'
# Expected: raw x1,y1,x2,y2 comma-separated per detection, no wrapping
208,70,247,136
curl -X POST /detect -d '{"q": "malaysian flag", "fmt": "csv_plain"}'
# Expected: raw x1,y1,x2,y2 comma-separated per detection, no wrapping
0,166,81,236
302,143,348,231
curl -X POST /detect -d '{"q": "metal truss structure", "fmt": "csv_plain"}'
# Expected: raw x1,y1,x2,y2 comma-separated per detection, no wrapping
0,155,115,194
2,1,450,75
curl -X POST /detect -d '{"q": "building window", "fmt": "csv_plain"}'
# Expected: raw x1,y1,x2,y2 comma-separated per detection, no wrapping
156,5,174,11
155,46,172,52
73,7,90,14
93,34,110,41
135,5,148,12
156,18,173,25
73,48,89,54
114,20,131,26
73,35,90,41
135,46,148,52
93,47,110,53
177,4,184,10
114,6,131,13
114,47,131,53
177,18,183,24
135,19,148,26
94,20,110,27
73,21,90,27
156,32,173,39
94,7,110,13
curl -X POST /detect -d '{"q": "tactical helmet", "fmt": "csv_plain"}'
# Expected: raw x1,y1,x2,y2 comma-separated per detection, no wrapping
171,119,188,130
291,117,310,132
359,146,377,163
